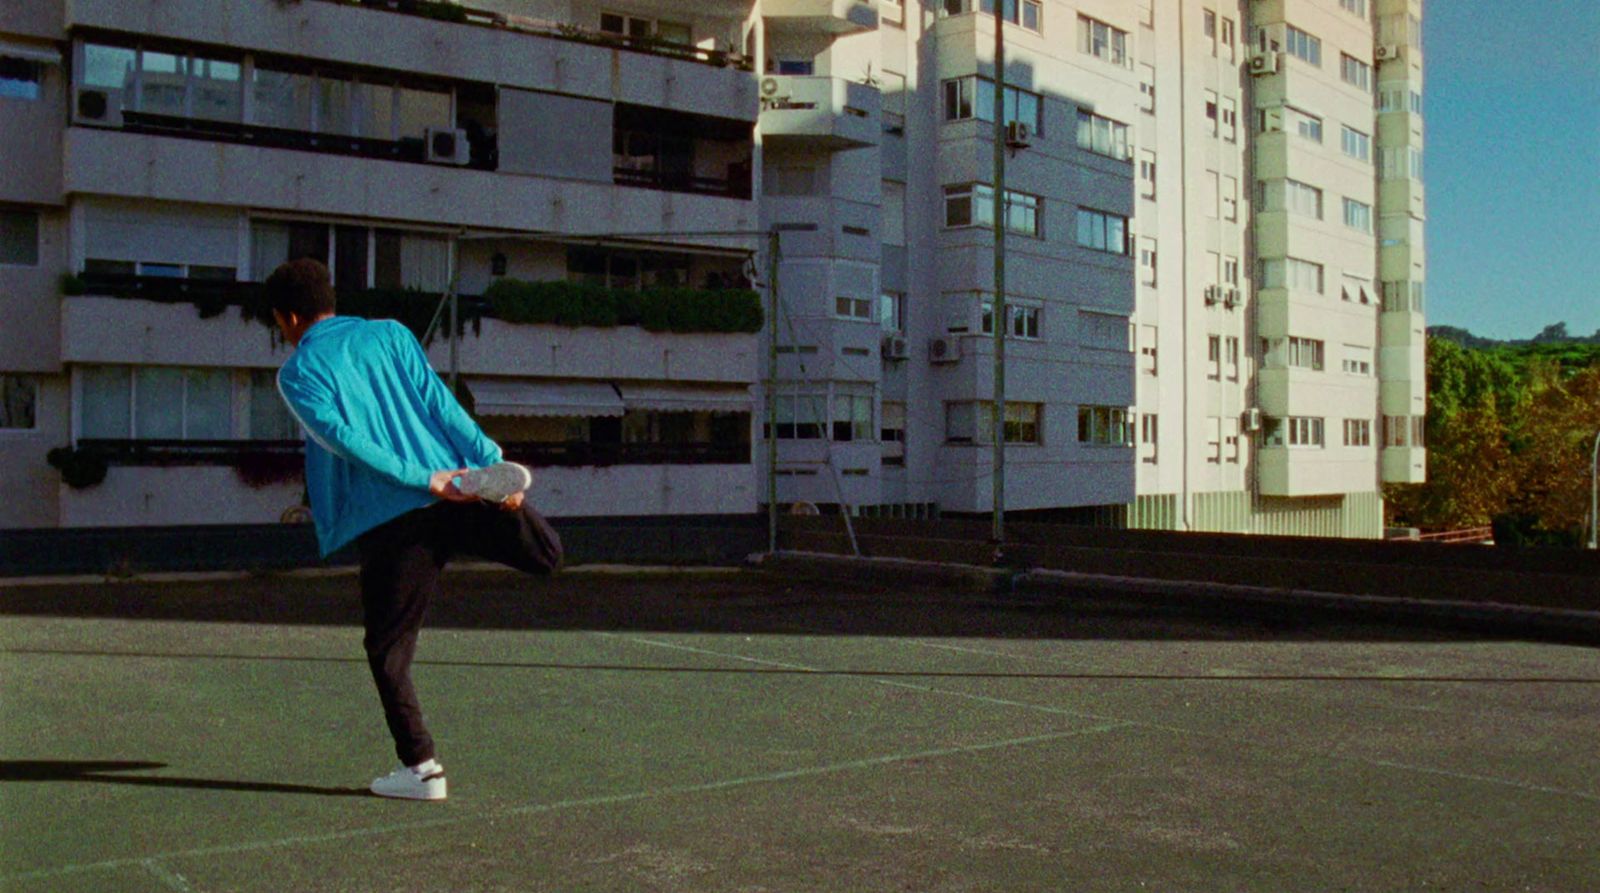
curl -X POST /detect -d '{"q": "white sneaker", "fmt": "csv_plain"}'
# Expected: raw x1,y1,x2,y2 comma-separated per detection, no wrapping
455,462,532,504
370,763,447,801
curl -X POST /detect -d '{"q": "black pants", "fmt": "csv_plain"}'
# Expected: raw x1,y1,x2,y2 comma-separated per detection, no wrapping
355,500,563,766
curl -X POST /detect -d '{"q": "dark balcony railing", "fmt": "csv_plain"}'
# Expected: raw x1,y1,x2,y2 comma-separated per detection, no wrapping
612,166,752,200
502,441,750,468
76,439,750,468
118,110,498,171
312,0,754,71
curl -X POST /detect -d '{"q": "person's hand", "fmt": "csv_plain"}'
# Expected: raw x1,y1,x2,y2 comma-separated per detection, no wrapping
428,468,475,502
498,491,525,513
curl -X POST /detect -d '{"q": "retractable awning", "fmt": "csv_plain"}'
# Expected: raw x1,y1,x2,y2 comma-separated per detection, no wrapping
467,379,623,418
617,383,753,413
0,39,62,65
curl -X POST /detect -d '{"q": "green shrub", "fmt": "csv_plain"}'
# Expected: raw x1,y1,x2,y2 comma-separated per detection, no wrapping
60,274,87,296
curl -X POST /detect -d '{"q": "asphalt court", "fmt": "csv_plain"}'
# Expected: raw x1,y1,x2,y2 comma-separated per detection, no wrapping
2,569,1597,892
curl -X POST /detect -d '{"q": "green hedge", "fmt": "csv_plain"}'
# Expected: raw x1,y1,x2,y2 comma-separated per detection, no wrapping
484,279,762,334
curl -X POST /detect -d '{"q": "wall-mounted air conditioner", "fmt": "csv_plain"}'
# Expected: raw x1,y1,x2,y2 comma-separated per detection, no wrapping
1375,44,1401,62
425,127,470,165
1005,120,1032,149
929,336,961,364
1223,288,1240,308
1203,285,1221,305
1248,52,1280,76
1242,407,1262,432
881,335,909,360
73,87,123,127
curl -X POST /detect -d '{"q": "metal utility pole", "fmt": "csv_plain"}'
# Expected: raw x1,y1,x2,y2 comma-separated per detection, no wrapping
1589,430,1599,550
767,227,781,555
991,0,1007,553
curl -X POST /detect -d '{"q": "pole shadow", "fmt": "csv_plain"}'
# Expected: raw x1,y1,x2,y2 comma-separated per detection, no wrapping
0,760,369,797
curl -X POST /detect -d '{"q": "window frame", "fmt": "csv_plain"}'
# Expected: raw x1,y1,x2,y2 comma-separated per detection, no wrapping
0,208,41,267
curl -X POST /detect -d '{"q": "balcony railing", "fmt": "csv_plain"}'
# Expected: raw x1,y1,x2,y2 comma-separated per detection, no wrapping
75,438,751,468
117,110,498,171
612,165,752,200
502,441,751,467
306,0,753,70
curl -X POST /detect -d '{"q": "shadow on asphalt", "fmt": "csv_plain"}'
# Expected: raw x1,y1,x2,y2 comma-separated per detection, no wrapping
0,570,1537,645
0,760,369,797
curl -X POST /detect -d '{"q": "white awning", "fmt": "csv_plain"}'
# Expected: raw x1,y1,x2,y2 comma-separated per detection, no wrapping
467,379,623,418
0,39,62,65
617,383,753,413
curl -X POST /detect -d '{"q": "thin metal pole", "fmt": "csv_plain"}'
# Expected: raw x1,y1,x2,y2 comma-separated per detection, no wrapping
448,289,459,392
767,228,780,555
991,1,1007,553
1589,430,1599,550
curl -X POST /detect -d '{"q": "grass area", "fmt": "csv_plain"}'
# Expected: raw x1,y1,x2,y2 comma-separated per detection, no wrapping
2,570,1598,891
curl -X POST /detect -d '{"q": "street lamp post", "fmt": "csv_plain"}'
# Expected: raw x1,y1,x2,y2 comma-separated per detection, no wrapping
1589,430,1599,550
991,0,1007,556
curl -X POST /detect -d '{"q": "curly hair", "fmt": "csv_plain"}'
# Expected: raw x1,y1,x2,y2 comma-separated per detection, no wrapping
264,258,336,320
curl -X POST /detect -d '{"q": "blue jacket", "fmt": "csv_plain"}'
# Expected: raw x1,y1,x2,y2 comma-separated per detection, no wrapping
276,316,502,556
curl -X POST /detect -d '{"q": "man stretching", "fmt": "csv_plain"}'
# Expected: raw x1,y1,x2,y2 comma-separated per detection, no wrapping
266,258,563,801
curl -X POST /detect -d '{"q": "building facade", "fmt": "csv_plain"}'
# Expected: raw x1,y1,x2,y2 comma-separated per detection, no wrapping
0,0,1424,536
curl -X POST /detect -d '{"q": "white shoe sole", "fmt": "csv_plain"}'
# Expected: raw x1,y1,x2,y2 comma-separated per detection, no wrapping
455,462,532,504
370,773,447,801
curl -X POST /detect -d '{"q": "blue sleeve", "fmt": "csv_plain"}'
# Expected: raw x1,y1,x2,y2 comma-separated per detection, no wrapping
277,360,435,491
391,323,503,468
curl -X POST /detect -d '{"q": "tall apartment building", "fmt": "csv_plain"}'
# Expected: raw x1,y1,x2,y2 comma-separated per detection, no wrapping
0,0,1423,537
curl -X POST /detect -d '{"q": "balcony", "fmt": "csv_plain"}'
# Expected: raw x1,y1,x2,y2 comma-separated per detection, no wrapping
1381,446,1427,484
764,0,879,34
760,77,881,150
1258,449,1375,497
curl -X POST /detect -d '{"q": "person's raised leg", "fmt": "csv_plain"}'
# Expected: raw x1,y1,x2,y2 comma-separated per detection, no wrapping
445,499,563,576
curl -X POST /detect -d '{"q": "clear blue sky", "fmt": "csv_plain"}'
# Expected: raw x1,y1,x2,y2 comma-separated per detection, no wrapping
1425,0,1600,340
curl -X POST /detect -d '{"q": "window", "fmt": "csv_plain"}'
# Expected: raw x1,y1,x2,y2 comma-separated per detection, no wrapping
1410,91,1423,114
774,59,814,76
1261,179,1323,219
1221,18,1236,55
944,184,1040,237
772,389,826,439
1284,25,1321,66
832,390,874,442
1204,90,1219,136
835,296,873,321
1343,198,1373,233
1341,126,1371,162
1221,97,1237,141
1223,418,1241,462
1341,0,1367,17
1140,412,1158,463
602,12,691,44
1287,337,1325,371
943,76,1042,133
1139,64,1155,114
946,401,1041,445
940,0,1043,30
253,220,450,291
1203,171,1220,218
0,209,39,266
1288,106,1323,142
1138,150,1156,198
1222,175,1238,221
1077,405,1131,446
1203,9,1217,42
1207,335,1221,379
980,302,1041,339
1079,311,1131,351
79,366,233,440
1223,256,1239,286
1341,344,1373,376
1378,147,1422,181
1382,281,1425,313
1138,237,1157,286
1343,419,1372,447
1078,15,1130,68
1076,109,1131,160
1383,415,1409,448
1264,416,1325,448
1139,325,1158,375
1226,336,1241,380
881,401,906,441
1341,54,1372,92
1,375,38,430
1076,209,1129,255
1205,417,1222,463
879,292,905,332
1342,275,1374,305
1259,257,1325,293
0,56,42,101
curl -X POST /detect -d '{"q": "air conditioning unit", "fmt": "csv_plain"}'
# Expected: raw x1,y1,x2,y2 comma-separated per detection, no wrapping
1203,285,1220,305
929,336,962,364
760,76,790,107
73,87,123,127
424,127,471,165
1248,52,1280,76
1374,44,1401,62
1223,288,1241,308
881,335,909,360
1242,407,1262,432
1005,120,1032,149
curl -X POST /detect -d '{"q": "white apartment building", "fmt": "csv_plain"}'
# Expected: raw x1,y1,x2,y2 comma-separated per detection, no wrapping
0,0,1424,537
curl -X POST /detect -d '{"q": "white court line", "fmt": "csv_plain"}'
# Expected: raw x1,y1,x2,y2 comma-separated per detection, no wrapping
140,859,196,892
602,632,1600,807
0,724,1126,884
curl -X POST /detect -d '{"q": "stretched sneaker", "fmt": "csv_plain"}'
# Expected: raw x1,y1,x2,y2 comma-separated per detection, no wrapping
370,762,447,801
454,462,532,504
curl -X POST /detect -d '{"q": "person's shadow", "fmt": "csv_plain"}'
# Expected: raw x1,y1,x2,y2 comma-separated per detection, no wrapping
0,760,369,797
